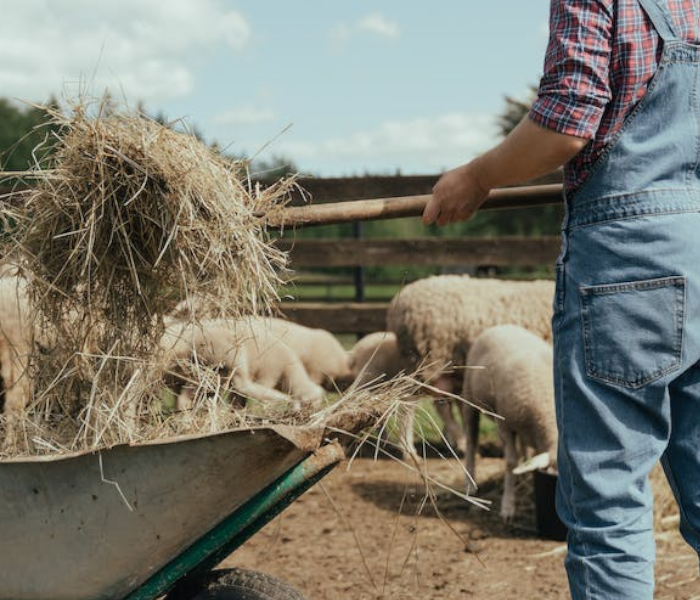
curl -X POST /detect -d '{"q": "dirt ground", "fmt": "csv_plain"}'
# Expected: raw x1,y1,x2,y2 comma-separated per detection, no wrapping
227,453,699,600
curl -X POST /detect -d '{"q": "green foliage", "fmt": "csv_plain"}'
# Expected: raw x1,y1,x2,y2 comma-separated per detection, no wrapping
282,281,404,302
412,399,499,447
0,98,59,176
497,85,538,137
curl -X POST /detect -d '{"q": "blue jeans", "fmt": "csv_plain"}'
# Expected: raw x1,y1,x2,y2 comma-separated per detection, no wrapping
553,203,700,599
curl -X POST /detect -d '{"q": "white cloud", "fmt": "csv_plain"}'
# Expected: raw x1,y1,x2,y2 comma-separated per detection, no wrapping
212,106,276,126
0,0,251,104
358,14,400,39
330,12,400,47
274,112,497,176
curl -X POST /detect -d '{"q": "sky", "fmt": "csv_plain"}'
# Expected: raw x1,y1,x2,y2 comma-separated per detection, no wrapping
0,1,552,177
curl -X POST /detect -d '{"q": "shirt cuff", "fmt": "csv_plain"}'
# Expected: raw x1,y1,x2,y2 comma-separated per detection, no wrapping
529,94,604,140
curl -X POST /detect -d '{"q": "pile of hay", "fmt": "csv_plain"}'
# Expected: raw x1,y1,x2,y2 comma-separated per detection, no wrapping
16,100,291,337
0,99,442,468
0,98,298,454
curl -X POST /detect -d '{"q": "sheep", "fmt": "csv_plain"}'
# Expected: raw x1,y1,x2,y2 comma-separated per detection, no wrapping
0,271,38,415
387,275,554,385
259,317,353,391
347,330,464,459
168,300,353,392
462,324,557,522
348,331,403,387
386,275,554,462
347,331,413,451
160,317,326,411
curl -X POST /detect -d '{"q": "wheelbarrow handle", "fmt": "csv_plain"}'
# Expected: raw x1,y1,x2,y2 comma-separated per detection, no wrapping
267,183,563,228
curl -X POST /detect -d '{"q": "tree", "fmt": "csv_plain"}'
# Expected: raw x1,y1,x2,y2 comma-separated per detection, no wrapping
0,98,59,175
497,86,538,137
449,85,563,239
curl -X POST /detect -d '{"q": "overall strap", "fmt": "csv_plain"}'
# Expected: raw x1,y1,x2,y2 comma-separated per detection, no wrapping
636,0,680,41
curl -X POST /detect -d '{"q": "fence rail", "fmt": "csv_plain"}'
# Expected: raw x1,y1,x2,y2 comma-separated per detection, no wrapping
280,302,389,333
276,236,560,268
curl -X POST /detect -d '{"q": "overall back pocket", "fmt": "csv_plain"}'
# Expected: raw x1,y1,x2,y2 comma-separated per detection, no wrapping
580,276,686,389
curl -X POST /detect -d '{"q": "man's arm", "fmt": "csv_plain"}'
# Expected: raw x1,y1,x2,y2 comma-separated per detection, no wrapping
422,117,589,226
424,0,613,227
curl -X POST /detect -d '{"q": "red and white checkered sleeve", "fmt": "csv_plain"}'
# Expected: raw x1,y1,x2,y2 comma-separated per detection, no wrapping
529,0,614,139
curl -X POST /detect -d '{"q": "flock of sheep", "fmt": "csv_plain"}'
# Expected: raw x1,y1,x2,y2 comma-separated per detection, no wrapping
0,268,557,522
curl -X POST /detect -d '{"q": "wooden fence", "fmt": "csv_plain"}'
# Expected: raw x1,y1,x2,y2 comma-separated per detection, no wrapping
277,175,563,334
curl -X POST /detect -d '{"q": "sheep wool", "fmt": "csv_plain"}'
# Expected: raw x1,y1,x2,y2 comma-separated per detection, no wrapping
348,331,402,387
387,275,555,382
464,324,556,459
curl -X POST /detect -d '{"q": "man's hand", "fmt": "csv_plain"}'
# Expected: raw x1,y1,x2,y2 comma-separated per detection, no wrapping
422,162,490,226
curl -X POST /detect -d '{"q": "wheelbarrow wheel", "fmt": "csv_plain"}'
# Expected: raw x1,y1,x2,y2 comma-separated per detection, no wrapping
168,567,309,600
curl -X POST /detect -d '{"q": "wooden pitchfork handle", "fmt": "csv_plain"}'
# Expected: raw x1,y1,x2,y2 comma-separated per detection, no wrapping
266,183,563,228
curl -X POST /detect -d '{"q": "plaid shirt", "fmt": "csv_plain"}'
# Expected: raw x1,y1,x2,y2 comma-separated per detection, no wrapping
529,0,700,193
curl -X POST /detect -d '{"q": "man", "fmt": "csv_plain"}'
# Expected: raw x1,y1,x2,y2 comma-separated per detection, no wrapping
423,1,700,598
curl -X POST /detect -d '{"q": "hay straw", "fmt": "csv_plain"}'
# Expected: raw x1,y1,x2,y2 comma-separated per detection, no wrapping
0,96,300,454
8,98,291,334
0,358,436,460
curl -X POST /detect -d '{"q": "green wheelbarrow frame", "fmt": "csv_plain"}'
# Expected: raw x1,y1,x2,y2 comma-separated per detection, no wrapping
127,440,344,600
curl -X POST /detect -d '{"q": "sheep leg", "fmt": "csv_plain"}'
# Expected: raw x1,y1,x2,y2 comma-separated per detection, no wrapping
516,434,531,462
2,377,30,414
280,360,325,409
396,403,419,461
499,424,518,522
462,405,481,495
234,378,298,406
1,348,31,415
434,399,467,455
428,374,467,455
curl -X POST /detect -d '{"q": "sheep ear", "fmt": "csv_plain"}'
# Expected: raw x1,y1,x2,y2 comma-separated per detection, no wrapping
512,452,550,475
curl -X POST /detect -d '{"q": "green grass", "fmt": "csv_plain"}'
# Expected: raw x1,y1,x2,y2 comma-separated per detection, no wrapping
280,282,403,302
322,391,498,448
411,398,498,446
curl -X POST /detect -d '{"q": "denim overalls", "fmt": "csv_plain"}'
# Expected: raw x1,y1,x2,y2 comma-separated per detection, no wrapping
552,0,700,597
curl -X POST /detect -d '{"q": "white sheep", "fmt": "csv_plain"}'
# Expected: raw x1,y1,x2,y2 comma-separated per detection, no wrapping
348,331,403,386
347,331,412,452
463,324,557,521
160,317,326,411
259,317,353,391
0,271,37,415
347,330,464,459
168,301,353,392
386,275,554,460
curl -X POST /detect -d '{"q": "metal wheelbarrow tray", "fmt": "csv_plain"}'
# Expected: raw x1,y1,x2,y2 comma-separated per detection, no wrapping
0,425,345,600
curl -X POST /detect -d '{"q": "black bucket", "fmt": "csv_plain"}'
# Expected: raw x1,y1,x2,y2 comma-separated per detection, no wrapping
533,469,568,541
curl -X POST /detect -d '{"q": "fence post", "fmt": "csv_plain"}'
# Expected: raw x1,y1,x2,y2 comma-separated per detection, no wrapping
352,221,365,303
352,221,365,339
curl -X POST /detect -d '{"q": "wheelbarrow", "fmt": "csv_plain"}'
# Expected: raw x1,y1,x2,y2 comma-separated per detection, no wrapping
0,425,345,600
